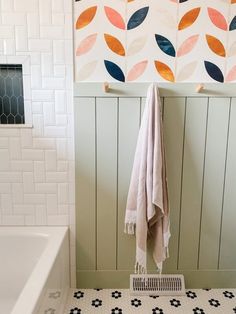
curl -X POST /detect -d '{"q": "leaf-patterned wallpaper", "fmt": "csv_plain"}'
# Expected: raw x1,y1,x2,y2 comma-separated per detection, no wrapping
74,0,236,82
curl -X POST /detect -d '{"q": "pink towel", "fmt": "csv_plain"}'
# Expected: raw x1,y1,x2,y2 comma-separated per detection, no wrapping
124,83,170,274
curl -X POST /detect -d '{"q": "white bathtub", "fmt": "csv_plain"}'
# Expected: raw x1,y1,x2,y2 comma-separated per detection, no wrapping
0,226,70,314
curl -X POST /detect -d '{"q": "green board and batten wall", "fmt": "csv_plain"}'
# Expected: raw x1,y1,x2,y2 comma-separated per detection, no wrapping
74,83,236,288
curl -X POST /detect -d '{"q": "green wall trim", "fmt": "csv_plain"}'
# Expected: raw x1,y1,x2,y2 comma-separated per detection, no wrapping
74,83,236,98
77,270,236,289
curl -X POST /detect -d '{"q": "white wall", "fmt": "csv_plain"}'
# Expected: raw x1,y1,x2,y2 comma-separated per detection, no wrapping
0,0,75,285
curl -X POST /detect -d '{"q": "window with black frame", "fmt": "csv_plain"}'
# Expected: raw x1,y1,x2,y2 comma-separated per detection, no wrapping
0,64,25,124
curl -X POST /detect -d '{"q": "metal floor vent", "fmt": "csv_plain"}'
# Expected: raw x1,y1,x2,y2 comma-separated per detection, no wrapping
130,274,185,296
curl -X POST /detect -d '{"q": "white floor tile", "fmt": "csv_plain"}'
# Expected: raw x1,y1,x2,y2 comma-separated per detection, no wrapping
62,288,236,314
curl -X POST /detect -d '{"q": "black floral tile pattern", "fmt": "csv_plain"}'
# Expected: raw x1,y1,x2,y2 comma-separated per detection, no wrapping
69,308,81,314
208,298,220,307
149,295,159,298
186,290,197,299
73,291,84,299
170,298,181,307
111,290,122,299
223,290,235,299
111,307,122,314
65,288,236,314
91,298,102,307
152,307,164,314
131,298,141,307
193,307,205,314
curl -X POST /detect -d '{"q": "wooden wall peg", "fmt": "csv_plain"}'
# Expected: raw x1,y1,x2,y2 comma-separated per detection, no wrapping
196,84,204,93
103,82,110,93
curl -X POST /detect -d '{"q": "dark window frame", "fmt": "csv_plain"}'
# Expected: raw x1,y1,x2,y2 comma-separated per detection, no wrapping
0,64,25,124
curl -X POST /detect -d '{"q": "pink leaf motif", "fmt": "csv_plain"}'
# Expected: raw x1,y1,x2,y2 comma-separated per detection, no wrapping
76,33,97,56
208,8,228,31
104,6,126,30
226,65,236,81
127,60,148,81
177,35,199,57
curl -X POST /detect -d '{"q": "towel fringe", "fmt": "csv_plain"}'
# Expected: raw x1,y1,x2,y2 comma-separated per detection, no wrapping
134,261,147,274
124,223,135,235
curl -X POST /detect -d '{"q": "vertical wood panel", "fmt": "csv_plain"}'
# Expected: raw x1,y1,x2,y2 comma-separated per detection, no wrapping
75,97,96,270
163,97,186,271
117,98,140,270
219,98,236,269
75,88,236,288
199,98,230,269
178,97,208,270
96,97,117,270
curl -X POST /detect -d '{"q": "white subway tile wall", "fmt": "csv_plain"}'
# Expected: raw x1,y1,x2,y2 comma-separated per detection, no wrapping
0,0,75,286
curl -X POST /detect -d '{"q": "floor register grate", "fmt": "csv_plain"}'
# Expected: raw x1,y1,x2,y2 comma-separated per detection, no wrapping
130,274,185,296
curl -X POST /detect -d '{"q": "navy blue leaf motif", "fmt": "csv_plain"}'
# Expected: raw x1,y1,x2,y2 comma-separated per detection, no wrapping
204,61,224,82
104,60,125,82
179,0,189,2
229,16,236,31
127,7,149,30
155,35,176,57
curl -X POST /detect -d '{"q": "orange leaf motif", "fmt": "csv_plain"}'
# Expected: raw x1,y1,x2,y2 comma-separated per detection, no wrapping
104,6,126,30
104,34,125,56
76,6,97,29
178,8,201,30
232,0,236,3
154,61,175,82
206,35,226,57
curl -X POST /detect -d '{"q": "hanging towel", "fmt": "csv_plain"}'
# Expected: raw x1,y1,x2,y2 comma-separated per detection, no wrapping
124,83,170,274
